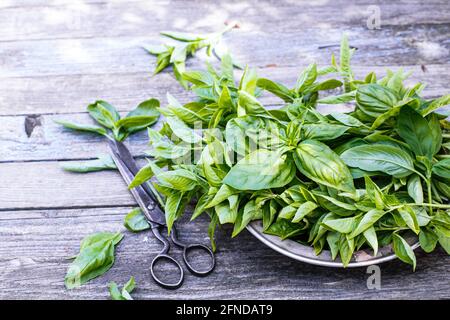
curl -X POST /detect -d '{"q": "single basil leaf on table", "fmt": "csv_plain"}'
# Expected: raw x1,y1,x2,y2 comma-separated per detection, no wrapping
124,208,151,232
61,154,116,173
65,232,123,289
340,144,415,178
295,139,356,195
109,276,136,300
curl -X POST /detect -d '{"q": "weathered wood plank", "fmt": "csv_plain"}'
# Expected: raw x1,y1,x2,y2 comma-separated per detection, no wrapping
0,112,152,162
0,1,449,42
1,63,449,117
0,161,135,210
1,24,449,79
0,207,448,300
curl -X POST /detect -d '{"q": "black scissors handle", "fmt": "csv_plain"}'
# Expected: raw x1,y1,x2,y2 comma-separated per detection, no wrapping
149,224,215,289
170,225,216,276
149,223,184,289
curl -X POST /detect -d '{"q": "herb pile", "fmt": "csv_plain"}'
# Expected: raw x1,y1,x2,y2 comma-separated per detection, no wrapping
130,36,450,268
58,33,450,295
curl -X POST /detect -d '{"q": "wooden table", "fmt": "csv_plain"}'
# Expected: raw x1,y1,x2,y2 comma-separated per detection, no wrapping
0,0,449,300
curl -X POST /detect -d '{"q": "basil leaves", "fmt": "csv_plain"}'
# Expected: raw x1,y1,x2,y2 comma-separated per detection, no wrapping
59,30,450,281
131,36,449,268
65,232,123,289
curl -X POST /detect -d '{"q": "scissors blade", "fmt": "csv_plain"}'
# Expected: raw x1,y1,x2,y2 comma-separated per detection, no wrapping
107,139,166,226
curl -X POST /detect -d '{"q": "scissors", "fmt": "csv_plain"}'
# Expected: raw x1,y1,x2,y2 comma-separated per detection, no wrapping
107,138,215,289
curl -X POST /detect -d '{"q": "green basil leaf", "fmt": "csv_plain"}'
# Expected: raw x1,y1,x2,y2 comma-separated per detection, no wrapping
435,226,450,254
165,191,184,233
128,162,155,189
392,233,416,270
340,34,354,92
56,120,108,136
109,282,123,300
292,201,318,223
264,219,303,240
256,78,293,102
326,232,340,260
323,216,359,234
116,98,160,134
232,200,260,237
397,106,436,159
356,84,398,118
421,94,450,116
124,208,150,232
65,232,123,289
165,115,202,143
296,63,317,92
318,91,355,104
87,100,121,129
364,176,385,209
432,158,450,179
329,112,365,127
348,209,385,239
302,124,349,141
295,140,356,194
61,154,116,173
340,144,415,178
407,174,424,204
109,277,135,300
224,149,296,191
205,184,239,208
363,226,378,256
419,228,438,253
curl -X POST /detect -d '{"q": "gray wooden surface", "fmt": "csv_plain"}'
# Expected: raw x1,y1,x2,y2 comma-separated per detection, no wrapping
0,0,449,300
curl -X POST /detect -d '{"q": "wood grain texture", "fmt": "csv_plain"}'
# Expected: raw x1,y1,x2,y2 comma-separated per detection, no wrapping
1,63,449,117
1,1,449,42
0,0,449,299
0,207,448,300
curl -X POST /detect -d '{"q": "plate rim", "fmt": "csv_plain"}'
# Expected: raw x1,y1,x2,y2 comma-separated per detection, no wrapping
246,220,420,268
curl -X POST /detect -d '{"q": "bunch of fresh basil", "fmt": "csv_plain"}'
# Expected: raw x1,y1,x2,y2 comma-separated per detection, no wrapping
130,36,450,268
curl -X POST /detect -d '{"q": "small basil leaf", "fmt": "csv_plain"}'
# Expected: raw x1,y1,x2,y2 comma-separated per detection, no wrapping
124,208,150,232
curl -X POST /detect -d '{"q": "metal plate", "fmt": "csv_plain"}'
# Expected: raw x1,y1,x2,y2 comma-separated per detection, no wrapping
247,220,420,268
